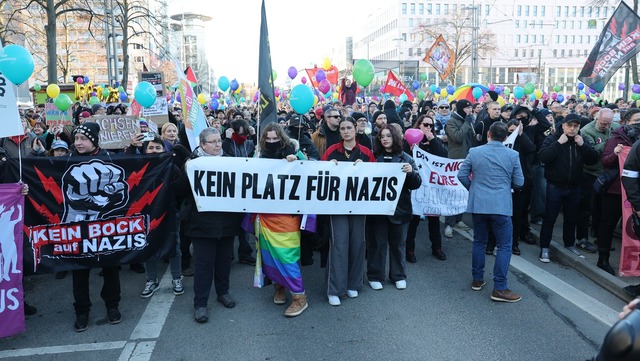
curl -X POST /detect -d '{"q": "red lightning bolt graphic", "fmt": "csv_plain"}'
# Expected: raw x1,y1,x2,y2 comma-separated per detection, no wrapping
34,166,63,205
28,197,61,224
126,162,150,190
149,213,167,231
126,183,164,216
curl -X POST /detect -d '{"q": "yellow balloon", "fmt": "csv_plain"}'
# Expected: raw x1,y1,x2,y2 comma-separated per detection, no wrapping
336,85,340,92
234,87,241,94
497,96,505,107
313,95,318,106
322,57,331,71
197,93,207,105
580,94,586,100
440,89,447,97
333,92,338,99
47,84,60,98
534,89,543,99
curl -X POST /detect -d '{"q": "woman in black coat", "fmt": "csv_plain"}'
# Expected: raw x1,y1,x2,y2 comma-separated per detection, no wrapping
366,124,422,291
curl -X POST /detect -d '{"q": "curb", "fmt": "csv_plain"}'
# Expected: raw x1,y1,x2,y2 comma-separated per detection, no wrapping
529,228,635,303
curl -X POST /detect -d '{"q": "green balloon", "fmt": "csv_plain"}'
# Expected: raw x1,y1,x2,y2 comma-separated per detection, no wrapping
54,94,73,111
34,84,41,91
89,96,100,105
118,86,125,92
523,83,535,95
272,70,277,81
632,93,640,101
352,59,375,87
553,85,561,92
418,90,426,100
420,73,427,82
503,89,511,96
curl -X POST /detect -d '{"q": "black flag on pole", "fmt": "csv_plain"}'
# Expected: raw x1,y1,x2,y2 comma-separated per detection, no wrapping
258,0,277,129
578,2,640,93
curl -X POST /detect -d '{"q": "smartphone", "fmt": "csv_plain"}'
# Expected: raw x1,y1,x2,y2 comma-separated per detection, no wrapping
141,132,154,142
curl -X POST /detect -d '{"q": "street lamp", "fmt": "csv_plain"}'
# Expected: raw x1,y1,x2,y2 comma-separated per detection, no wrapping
461,5,480,83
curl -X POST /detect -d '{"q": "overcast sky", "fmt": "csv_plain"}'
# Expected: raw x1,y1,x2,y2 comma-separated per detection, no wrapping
168,0,387,86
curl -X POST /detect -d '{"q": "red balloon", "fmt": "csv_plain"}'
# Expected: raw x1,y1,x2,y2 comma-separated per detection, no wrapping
404,128,424,145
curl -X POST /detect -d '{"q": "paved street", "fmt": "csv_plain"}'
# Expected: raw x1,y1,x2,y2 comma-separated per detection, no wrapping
0,219,628,361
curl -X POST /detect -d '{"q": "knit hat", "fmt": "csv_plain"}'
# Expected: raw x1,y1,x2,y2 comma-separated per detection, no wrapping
437,100,450,108
79,111,92,119
455,99,472,117
487,90,499,101
372,110,385,123
51,139,69,150
91,104,105,114
72,122,100,148
402,100,413,109
500,104,514,113
351,112,366,121
314,108,324,118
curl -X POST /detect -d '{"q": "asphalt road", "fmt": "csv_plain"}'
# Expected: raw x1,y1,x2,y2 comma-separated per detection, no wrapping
0,219,627,361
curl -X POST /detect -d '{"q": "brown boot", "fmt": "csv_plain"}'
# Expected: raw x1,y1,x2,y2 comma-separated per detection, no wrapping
284,294,308,317
273,284,286,305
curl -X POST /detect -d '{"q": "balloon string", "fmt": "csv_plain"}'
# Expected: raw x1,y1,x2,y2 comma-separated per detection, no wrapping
18,139,23,183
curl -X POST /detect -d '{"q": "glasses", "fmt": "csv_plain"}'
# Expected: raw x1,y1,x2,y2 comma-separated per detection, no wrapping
328,115,341,119
439,106,449,109
204,140,222,144
421,123,433,127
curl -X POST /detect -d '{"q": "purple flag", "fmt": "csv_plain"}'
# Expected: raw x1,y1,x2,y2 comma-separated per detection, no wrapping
0,183,25,338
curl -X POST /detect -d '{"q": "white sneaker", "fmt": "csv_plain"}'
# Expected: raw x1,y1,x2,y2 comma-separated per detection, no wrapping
444,225,453,238
455,221,471,231
328,295,341,306
566,246,586,259
395,280,407,290
347,290,359,298
369,281,383,290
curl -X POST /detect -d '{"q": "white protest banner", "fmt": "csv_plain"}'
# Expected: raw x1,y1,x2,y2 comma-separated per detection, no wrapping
411,148,468,216
90,115,141,149
186,157,407,215
142,97,169,126
0,40,24,138
44,102,73,127
503,126,519,149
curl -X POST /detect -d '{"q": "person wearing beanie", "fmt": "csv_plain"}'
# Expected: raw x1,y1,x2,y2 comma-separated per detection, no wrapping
91,104,106,116
443,98,476,237
351,111,372,150
434,100,451,136
367,102,378,123
474,90,500,124
371,110,388,138
383,99,405,131
72,122,102,155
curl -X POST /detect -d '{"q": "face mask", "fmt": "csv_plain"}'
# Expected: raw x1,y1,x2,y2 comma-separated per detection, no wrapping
614,114,621,122
264,141,281,151
231,132,247,144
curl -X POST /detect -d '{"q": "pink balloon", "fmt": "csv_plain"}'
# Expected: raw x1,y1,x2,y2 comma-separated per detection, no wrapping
301,77,307,84
542,93,549,100
489,84,495,91
77,77,84,84
275,89,281,97
318,79,330,94
404,128,424,146
551,92,557,100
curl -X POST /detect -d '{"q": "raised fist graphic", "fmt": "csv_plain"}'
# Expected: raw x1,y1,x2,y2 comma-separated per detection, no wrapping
62,160,129,222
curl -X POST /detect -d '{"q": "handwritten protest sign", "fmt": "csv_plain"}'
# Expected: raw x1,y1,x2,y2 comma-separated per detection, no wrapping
411,148,468,216
89,115,141,149
44,103,73,127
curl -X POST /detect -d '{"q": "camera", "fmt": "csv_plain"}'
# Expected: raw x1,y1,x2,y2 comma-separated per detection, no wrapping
141,132,155,142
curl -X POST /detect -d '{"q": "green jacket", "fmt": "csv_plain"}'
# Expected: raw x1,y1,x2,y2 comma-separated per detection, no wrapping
580,120,620,176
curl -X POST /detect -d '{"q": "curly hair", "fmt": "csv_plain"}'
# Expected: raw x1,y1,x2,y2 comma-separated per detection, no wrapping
373,123,403,156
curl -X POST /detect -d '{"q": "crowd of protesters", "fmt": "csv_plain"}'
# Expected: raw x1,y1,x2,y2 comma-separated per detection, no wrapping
3,84,640,330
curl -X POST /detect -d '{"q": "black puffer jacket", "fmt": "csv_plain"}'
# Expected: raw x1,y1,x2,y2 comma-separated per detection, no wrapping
539,132,599,187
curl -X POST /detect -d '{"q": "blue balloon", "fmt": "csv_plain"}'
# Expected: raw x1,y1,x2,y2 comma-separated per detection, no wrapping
529,93,536,101
84,76,90,84
429,84,437,93
446,85,455,95
399,94,408,103
230,79,239,91
556,94,565,103
411,80,420,90
290,84,314,114
577,83,585,90
114,81,120,87
435,87,441,94
472,87,483,100
119,91,127,102
209,98,219,110
0,44,34,85
134,81,157,108
513,86,524,99
218,76,230,92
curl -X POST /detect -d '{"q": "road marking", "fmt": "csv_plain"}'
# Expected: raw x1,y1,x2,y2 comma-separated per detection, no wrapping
454,227,619,327
0,341,127,358
0,268,175,360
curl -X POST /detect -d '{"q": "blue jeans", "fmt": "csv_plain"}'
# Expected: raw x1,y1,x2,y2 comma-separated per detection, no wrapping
539,183,580,248
471,214,513,291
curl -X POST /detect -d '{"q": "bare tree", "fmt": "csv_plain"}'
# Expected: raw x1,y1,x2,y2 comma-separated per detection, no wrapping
113,0,168,88
412,11,497,85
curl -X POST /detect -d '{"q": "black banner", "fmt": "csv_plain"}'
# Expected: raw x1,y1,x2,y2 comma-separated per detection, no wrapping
3,154,176,273
578,2,640,93
258,0,277,130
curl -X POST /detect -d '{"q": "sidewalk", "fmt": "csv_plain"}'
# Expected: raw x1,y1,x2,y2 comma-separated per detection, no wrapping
528,212,640,303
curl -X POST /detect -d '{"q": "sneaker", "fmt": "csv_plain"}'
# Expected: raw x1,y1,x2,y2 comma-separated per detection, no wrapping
369,281,383,290
471,280,486,291
395,280,407,290
107,308,121,324
74,313,89,332
454,221,471,231
284,294,308,317
346,290,358,298
491,289,522,303
566,246,586,259
328,295,341,306
140,279,159,298
273,284,286,305
172,276,184,295
539,248,550,263
444,225,453,238
576,239,597,253
485,247,494,256
512,246,521,256
194,307,208,323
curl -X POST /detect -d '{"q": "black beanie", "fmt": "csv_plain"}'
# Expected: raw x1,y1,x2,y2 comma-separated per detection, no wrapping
456,99,472,117
72,122,100,148
487,90,498,101
351,112,366,120
372,110,385,123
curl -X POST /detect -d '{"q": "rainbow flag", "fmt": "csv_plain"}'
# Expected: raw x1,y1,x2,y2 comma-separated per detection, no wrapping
253,214,303,293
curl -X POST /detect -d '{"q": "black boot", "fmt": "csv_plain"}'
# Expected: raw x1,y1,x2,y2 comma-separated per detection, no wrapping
597,252,615,276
